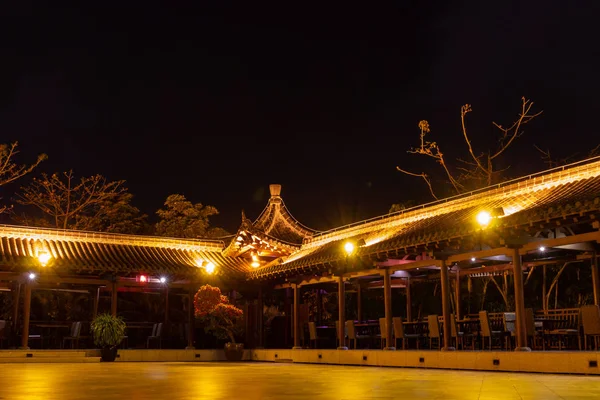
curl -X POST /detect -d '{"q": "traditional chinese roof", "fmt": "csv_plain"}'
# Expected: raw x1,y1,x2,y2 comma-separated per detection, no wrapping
252,184,317,244
222,184,318,266
2,159,600,284
248,157,600,280
0,225,250,279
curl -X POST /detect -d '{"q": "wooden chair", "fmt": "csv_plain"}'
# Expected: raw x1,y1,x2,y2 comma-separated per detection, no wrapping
479,311,509,350
345,320,368,349
503,312,516,350
449,314,467,350
427,315,441,349
393,317,420,349
62,321,82,349
0,320,10,348
581,305,600,350
545,308,580,350
147,323,163,349
308,322,323,348
525,308,542,350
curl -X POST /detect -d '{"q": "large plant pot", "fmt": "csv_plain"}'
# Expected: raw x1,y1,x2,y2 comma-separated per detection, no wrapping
224,342,244,361
101,346,118,362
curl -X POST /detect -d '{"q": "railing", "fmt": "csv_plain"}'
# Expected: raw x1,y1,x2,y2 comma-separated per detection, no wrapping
305,155,600,243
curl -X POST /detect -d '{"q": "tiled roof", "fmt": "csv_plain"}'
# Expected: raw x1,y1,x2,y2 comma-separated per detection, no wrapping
248,158,600,279
251,184,317,245
0,226,249,278
2,159,600,282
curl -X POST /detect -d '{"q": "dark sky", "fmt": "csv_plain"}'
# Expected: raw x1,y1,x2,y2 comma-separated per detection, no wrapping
1,2,599,233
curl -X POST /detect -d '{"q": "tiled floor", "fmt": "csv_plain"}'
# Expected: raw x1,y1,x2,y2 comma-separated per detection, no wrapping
0,362,599,399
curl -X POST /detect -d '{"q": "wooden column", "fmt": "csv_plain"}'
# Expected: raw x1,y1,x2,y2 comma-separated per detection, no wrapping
293,284,301,348
284,288,291,347
20,282,32,349
257,288,264,348
337,276,347,349
92,287,100,319
440,260,454,351
542,265,547,312
512,247,530,351
406,276,412,322
110,282,118,316
186,289,195,349
12,282,21,335
383,268,394,349
592,252,600,306
455,266,461,320
357,283,363,322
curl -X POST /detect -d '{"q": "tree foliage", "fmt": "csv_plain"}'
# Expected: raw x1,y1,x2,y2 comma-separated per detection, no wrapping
155,194,229,239
16,170,147,233
397,97,542,200
0,142,47,213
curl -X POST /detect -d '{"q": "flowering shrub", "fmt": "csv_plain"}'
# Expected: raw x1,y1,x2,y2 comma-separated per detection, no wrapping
193,284,243,343
194,285,228,318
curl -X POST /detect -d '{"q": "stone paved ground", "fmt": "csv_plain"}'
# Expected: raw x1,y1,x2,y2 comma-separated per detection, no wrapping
0,362,599,399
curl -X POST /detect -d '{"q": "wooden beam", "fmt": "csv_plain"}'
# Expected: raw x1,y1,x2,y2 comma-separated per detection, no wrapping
519,231,600,254
447,247,513,263
390,259,443,271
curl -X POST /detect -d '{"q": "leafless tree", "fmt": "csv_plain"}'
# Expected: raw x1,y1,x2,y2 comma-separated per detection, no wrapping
397,97,542,199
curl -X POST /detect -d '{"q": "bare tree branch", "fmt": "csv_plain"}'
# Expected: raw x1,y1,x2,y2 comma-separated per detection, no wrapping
491,97,543,160
460,104,486,173
396,97,542,200
395,167,438,200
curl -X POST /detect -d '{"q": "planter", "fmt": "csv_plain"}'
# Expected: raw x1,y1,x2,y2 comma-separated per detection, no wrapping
224,342,244,361
101,346,118,362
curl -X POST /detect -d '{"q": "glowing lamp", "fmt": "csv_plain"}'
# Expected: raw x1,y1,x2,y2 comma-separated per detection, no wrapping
539,246,546,252
205,262,215,274
160,277,167,283
476,211,492,227
471,257,476,262
137,275,148,283
343,242,355,256
37,251,51,267
251,261,260,268
28,273,36,280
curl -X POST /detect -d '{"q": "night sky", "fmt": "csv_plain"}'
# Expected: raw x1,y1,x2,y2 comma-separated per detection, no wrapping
1,2,599,233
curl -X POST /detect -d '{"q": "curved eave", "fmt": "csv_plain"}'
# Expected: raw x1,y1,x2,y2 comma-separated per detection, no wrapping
0,226,250,279
248,180,600,280
253,197,319,244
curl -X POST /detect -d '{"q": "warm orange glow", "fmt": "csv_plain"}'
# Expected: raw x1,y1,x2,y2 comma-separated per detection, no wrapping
37,251,51,266
251,261,260,268
344,241,355,255
205,262,216,274
476,211,492,227
139,275,147,282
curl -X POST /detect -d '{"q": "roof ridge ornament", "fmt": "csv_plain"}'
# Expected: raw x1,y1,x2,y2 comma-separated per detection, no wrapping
241,210,253,229
269,184,281,198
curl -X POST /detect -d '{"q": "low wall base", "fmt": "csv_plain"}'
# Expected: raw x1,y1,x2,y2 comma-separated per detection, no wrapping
117,348,600,375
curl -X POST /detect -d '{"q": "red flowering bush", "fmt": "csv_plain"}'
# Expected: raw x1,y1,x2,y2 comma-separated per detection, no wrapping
194,285,228,318
193,284,244,343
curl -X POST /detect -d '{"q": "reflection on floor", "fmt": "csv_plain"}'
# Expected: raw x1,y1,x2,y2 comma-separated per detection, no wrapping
1,362,600,400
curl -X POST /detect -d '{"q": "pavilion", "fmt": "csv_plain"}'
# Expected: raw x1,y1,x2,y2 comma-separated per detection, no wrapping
1,156,600,359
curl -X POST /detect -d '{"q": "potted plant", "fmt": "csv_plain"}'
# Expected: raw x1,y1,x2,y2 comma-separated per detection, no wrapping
91,313,127,362
194,284,244,361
